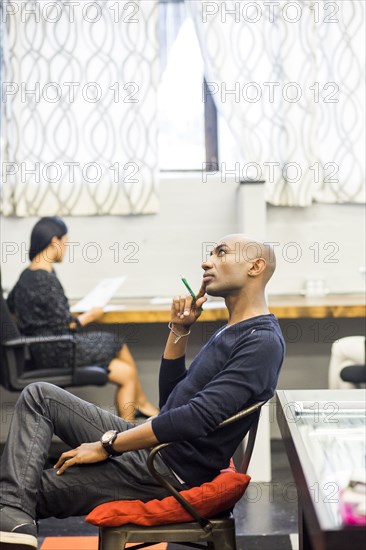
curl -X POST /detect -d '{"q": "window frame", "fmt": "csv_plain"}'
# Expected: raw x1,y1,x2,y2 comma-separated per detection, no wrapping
158,0,218,173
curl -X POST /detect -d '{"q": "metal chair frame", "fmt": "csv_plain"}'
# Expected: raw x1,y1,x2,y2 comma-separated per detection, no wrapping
98,400,266,550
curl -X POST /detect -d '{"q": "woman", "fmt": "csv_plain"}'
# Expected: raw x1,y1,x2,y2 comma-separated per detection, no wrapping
7,217,158,421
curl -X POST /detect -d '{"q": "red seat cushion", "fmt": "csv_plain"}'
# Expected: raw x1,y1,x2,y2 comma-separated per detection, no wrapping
86,471,250,527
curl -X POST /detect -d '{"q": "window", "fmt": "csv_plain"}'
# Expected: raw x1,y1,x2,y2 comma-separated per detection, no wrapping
158,0,218,171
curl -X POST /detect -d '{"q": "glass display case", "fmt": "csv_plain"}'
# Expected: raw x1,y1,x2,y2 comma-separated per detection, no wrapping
276,389,366,550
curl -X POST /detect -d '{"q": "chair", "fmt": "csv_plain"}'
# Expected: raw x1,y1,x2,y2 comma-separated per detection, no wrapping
0,293,108,390
340,365,366,387
91,400,266,550
340,337,365,388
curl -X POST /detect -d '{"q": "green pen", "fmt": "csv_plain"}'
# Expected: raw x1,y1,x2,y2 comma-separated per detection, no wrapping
181,276,203,311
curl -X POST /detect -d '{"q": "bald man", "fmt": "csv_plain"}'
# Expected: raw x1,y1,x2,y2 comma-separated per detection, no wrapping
0,235,285,550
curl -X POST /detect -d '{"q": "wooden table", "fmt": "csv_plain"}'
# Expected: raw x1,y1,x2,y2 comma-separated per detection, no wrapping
86,294,365,324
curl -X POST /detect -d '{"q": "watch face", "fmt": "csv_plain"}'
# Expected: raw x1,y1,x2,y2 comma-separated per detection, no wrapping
101,430,116,444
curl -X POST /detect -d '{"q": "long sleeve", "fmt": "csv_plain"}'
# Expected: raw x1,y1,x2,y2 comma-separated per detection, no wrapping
150,315,285,486
6,288,15,313
158,355,187,409
37,273,73,331
152,327,283,443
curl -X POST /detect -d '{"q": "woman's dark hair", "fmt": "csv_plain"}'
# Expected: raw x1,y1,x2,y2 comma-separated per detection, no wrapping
29,217,68,261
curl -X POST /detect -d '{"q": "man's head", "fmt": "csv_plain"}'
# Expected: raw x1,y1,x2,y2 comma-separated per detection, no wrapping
201,234,276,298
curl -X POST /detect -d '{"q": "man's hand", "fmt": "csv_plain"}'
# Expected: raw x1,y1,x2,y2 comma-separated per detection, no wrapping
171,281,207,327
54,441,108,475
54,423,158,474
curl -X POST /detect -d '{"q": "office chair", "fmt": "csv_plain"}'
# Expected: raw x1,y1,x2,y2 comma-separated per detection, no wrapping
340,337,366,388
340,365,366,386
87,400,266,550
0,293,108,390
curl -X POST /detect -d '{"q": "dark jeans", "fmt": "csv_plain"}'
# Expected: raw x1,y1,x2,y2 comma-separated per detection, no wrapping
0,382,186,519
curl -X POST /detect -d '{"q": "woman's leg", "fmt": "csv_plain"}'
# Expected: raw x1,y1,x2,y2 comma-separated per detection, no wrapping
107,357,138,420
108,345,158,420
118,345,159,417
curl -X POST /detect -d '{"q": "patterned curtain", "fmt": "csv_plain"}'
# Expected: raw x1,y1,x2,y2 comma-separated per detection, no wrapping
1,0,159,216
188,0,365,206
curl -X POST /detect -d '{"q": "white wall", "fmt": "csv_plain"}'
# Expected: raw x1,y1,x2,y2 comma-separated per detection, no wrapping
1,176,365,298
1,176,239,298
266,203,365,296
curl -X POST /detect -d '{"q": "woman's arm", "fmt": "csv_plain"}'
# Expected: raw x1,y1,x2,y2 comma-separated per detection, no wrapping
75,307,104,327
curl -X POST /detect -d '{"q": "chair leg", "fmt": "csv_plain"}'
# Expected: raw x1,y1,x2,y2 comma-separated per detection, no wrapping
99,528,128,550
210,526,237,550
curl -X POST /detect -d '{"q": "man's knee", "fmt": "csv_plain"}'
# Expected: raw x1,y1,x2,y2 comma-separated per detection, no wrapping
23,381,54,396
21,381,59,406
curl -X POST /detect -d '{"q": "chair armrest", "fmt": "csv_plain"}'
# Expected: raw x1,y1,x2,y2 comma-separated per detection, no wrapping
4,334,78,384
3,334,74,347
340,365,366,384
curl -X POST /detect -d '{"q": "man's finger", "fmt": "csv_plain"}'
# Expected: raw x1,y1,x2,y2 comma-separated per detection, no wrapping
56,457,76,475
196,281,206,300
178,295,187,315
172,296,180,315
195,296,207,309
54,450,77,469
183,295,193,316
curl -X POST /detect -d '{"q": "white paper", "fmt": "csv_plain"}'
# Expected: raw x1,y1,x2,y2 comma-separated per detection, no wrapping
150,297,173,305
70,277,126,312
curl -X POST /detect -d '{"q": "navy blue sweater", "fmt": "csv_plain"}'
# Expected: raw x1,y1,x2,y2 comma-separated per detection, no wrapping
151,314,285,487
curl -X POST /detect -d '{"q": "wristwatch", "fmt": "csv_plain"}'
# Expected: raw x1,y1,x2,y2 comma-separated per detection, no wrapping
100,429,121,456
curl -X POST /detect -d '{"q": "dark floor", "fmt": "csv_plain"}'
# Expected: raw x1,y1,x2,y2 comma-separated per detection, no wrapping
235,439,298,537
35,439,298,548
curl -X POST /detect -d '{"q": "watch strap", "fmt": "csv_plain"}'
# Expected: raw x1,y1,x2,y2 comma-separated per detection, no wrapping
101,430,121,456
102,441,121,456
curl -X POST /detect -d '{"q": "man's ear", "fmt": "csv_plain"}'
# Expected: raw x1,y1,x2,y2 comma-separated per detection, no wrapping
248,258,266,277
